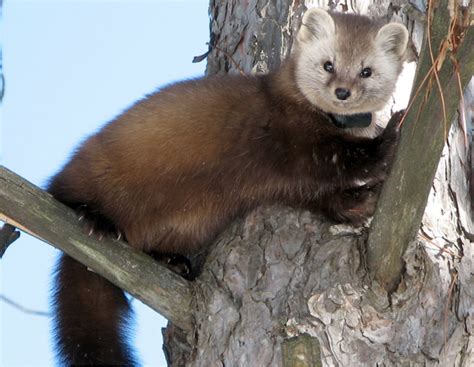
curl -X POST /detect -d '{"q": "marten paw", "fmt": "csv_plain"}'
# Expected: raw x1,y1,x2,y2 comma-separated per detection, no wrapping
76,205,123,241
149,252,193,280
324,184,381,227
386,110,404,131
370,110,404,180
341,186,380,226
381,110,403,150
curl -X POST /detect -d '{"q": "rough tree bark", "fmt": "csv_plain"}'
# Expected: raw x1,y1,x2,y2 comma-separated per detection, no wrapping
163,1,474,366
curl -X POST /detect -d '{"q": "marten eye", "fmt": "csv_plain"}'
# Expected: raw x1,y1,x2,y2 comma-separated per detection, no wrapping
360,67,372,78
323,61,334,73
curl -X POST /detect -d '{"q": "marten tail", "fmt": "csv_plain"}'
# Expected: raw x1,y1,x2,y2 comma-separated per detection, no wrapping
52,254,137,366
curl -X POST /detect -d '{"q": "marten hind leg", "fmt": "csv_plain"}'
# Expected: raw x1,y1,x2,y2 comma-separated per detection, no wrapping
76,204,124,241
53,254,138,366
149,250,209,280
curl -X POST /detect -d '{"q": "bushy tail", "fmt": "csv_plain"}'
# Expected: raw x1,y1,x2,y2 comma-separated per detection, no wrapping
52,254,137,366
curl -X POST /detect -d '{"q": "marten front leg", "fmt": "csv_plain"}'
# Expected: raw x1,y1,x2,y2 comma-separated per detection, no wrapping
314,111,403,225
315,110,402,192
319,183,382,226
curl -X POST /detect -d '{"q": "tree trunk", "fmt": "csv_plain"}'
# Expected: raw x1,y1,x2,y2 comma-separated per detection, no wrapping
163,1,473,366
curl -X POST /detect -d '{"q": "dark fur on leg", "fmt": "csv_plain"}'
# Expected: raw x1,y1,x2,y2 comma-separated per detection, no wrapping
52,255,138,366
76,204,123,241
149,250,208,280
320,184,381,226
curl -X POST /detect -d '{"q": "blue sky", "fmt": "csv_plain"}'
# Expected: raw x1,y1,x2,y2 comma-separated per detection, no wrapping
1,1,209,365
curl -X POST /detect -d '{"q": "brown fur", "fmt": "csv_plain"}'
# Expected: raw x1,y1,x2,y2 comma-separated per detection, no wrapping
49,63,398,253
49,9,406,365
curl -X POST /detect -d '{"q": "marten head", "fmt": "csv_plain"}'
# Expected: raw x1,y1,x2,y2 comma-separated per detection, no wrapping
294,8,408,115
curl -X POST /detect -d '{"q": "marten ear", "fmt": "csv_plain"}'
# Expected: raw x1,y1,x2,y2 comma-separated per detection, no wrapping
297,8,335,43
375,23,409,58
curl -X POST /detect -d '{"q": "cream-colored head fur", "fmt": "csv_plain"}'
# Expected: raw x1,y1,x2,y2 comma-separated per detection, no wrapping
294,8,408,115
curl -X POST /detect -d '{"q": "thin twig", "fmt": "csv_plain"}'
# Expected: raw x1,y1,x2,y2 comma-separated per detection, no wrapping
443,272,458,355
206,42,247,76
419,231,461,259
0,294,51,317
427,0,449,140
398,62,435,128
453,58,468,146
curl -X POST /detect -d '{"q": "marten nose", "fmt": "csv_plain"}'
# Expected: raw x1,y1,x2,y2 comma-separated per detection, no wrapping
335,88,351,100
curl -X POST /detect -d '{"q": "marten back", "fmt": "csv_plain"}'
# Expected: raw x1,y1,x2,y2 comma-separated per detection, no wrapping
48,74,328,254
50,8,408,365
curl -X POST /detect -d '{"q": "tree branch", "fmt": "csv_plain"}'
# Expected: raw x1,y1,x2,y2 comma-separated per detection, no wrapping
367,0,473,292
0,223,20,258
0,165,194,332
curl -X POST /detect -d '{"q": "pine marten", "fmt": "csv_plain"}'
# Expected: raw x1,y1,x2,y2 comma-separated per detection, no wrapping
48,8,408,366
